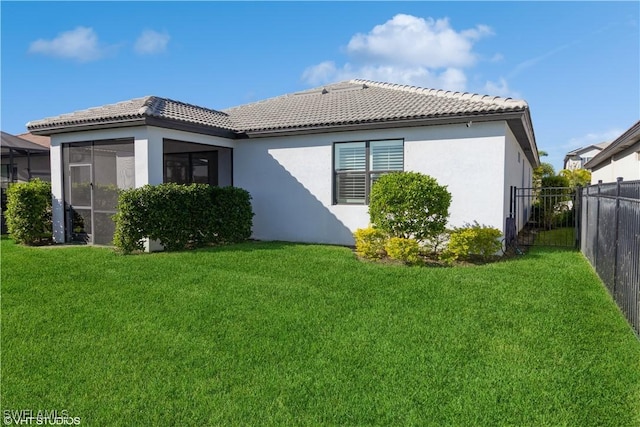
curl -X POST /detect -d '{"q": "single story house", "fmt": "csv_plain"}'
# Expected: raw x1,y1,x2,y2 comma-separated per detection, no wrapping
585,120,640,184
563,141,610,171
26,79,539,247
1,131,51,187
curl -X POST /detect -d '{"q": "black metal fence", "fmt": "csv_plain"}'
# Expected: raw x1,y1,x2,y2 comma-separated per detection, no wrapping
509,186,579,248
581,179,640,336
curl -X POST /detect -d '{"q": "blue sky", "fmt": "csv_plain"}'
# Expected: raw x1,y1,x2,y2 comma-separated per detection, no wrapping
1,1,638,170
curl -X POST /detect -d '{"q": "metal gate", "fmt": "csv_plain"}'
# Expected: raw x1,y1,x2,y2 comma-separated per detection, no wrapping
508,186,580,248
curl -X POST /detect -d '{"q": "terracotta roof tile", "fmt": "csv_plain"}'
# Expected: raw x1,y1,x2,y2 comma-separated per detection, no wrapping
16,132,50,148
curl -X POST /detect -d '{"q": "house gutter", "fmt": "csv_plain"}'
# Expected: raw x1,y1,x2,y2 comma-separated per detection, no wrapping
28,117,238,139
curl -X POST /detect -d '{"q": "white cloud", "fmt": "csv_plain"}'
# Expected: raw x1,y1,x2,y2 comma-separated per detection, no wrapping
28,27,107,62
134,29,170,55
483,77,520,98
302,14,493,91
302,62,468,92
302,61,338,86
566,129,622,149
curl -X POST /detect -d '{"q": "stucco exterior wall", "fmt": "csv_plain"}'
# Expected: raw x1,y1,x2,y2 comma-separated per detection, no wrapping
234,121,513,246
590,142,640,183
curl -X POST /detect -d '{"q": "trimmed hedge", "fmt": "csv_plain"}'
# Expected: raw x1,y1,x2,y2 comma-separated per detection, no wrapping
5,179,52,245
113,183,253,253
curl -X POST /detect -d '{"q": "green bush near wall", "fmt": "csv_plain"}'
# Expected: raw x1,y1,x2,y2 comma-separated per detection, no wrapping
5,179,52,245
113,183,253,253
369,172,451,242
441,222,503,263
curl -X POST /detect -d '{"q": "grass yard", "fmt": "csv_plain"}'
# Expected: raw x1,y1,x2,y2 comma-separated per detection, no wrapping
1,238,639,426
536,227,576,247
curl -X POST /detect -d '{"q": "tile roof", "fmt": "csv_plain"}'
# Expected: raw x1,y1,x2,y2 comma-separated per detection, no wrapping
1,131,49,152
565,141,610,157
25,80,538,166
16,132,50,148
27,96,235,132
27,80,529,135
224,79,529,133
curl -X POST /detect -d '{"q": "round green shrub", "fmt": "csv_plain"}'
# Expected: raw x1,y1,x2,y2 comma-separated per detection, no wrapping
369,172,451,242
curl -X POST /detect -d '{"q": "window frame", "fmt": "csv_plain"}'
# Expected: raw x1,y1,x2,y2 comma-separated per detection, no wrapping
163,151,218,186
332,138,404,205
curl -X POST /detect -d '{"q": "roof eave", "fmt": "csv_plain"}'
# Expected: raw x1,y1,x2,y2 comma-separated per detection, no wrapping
242,111,519,136
584,120,640,170
28,118,147,135
28,117,238,139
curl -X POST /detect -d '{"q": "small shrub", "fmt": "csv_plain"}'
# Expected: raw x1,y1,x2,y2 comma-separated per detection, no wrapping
441,222,502,263
385,237,420,264
5,179,52,245
369,172,451,242
422,231,449,255
353,227,387,260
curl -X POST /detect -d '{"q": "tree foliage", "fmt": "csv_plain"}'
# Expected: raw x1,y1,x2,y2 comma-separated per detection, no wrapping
560,168,591,187
368,172,451,242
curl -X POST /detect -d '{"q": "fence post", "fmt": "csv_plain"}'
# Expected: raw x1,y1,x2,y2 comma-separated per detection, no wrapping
594,180,602,266
574,186,581,249
612,177,623,296
509,185,513,218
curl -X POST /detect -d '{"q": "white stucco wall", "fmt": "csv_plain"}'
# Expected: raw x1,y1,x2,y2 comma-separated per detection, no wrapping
590,142,640,183
405,122,508,230
234,121,514,246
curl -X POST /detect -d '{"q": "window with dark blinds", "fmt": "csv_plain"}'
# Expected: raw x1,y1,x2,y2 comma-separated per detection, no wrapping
334,139,403,204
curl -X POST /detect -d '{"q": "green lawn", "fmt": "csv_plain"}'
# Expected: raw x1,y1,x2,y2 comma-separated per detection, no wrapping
536,227,576,247
1,238,639,426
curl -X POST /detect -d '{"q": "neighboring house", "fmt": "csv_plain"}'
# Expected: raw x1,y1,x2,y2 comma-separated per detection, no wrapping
0,131,51,233
26,79,539,247
1,131,51,187
585,120,640,184
563,141,610,170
